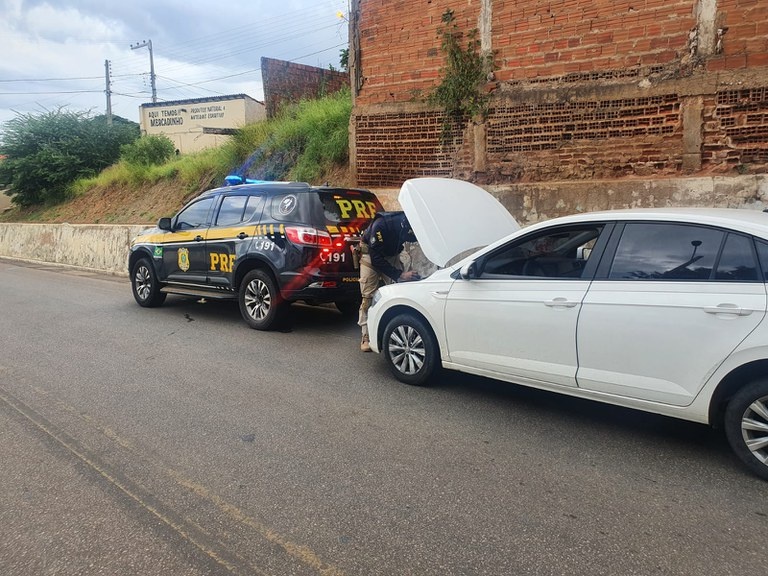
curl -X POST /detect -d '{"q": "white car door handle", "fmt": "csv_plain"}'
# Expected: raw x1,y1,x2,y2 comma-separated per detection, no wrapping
703,304,752,316
544,298,579,308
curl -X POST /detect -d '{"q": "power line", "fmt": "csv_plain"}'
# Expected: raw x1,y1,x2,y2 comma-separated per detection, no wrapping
0,0,349,119
0,76,104,83
0,89,104,96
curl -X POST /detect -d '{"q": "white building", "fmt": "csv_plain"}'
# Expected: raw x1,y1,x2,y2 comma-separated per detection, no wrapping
139,94,266,154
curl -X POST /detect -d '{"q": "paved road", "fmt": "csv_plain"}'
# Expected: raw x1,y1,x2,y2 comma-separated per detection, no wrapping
1,258,767,576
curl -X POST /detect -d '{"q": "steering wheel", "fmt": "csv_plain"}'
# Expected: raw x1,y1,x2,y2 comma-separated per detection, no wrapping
522,256,545,277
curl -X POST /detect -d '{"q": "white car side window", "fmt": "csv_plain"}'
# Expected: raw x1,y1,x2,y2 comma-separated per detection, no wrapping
609,223,724,280
482,225,603,278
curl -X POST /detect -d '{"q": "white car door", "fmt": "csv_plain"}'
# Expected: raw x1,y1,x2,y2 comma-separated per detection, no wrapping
576,222,767,406
443,223,609,388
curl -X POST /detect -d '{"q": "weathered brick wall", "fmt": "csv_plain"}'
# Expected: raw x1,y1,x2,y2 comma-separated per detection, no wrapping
261,57,349,118
351,0,768,191
354,0,696,107
707,0,768,71
495,0,694,83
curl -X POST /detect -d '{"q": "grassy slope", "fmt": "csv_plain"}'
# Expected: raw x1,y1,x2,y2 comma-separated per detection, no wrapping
0,90,354,225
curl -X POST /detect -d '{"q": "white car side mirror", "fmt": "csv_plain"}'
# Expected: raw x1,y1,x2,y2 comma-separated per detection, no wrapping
459,262,476,280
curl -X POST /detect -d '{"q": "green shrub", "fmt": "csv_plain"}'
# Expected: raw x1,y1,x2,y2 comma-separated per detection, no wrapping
120,134,176,166
0,109,138,207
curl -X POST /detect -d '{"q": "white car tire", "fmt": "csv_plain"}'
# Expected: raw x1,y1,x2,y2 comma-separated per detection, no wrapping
724,379,768,481
382,313,439,386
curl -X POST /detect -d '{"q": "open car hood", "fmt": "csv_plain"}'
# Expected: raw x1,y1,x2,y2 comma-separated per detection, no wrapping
398,178,520,267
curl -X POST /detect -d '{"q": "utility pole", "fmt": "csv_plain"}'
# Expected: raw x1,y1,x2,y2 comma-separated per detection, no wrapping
130,39,157,103
104,59,113,126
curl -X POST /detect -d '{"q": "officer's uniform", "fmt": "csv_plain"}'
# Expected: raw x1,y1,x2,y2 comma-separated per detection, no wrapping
358,211,417,351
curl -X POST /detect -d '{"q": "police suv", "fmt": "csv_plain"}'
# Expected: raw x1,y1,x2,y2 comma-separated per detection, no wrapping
128,177,383,330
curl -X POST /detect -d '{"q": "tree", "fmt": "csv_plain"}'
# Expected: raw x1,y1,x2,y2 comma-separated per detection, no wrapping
0,109,139,207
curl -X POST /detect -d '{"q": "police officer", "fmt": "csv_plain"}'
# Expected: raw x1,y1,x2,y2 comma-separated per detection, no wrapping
358,211,420,352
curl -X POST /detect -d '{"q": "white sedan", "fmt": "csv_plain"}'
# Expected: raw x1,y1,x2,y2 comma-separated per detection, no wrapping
368,178,768,480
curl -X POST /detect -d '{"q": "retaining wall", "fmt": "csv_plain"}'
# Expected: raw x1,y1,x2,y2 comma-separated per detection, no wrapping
0,223,148,276
2,174,767,276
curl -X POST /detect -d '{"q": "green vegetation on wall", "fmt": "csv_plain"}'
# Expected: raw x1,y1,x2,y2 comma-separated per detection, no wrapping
428,9,495,137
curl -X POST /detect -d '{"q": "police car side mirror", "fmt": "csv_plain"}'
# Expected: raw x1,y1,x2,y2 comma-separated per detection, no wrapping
158,217,173,231
459,261,477,280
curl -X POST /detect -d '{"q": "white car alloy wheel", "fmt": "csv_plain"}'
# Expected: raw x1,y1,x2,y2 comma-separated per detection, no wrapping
725,380,768,481
382,314,438,386
741,394,768,463
388,324,425,375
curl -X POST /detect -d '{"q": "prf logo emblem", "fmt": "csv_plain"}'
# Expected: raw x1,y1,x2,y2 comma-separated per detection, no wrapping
278,195,297,216
178,248,190,272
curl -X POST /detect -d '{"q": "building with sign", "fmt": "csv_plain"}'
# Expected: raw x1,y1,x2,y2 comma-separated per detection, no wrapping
139,94,266,154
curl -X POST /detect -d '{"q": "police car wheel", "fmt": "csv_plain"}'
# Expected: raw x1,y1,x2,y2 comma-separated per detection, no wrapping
131,258,166,307
382,313,438,386
724,379,768,481
335,298,361,319
239,269,284,330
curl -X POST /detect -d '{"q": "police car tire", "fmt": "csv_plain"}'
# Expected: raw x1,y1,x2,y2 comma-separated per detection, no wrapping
238,269,284,331
382,313,438,386
131,257,166,307
724,378,768,481
335,298,361,318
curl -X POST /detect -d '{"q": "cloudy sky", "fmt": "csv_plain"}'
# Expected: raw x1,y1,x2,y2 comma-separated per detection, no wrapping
0,0,350,130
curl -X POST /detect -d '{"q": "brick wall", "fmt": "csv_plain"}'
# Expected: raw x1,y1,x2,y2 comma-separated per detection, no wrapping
261,57,349,118
351,0,768,190
706,0,768,71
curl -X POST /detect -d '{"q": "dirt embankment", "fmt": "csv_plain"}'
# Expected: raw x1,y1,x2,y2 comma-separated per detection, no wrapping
1,164,354,225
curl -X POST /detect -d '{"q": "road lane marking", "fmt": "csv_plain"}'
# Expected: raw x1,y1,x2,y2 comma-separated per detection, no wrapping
0,385,345,576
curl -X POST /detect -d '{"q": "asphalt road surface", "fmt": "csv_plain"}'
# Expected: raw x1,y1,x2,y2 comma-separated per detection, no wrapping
1,258,766,576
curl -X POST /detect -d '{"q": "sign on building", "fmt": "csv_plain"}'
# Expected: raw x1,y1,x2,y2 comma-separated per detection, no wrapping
139,94,266,154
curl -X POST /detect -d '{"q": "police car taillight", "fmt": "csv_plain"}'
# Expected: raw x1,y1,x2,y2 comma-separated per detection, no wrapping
285,226,333,247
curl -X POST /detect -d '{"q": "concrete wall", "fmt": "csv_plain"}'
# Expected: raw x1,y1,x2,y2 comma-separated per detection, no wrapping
2,174,767,276
370,174,768,225
0,223,148,276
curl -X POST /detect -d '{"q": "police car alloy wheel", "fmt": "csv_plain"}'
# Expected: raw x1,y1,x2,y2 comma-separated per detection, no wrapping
724,379,768,481
383,313,438,386
239,269,283,330
131,258,166,308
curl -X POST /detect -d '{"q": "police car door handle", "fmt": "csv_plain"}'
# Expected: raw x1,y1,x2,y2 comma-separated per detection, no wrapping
194,235,204,242
237,232,249,239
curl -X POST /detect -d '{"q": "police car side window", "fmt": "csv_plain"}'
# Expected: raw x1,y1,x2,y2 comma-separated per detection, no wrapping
176,197,215,230
243,195,265,223
216,196,248,227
